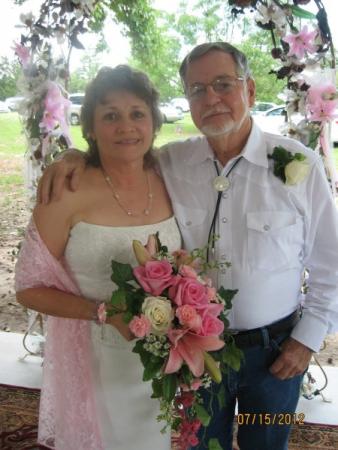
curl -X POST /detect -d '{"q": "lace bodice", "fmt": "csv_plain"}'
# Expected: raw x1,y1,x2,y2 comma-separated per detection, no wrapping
64,217,182,303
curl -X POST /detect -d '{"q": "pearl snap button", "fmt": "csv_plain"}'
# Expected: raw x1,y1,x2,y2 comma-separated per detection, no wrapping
222,217,227,223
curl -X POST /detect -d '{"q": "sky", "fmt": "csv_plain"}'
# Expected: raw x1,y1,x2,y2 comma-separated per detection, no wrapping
0,0,337,70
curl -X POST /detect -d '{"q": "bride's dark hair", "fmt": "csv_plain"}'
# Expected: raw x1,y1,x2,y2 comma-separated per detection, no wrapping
81,65,163,168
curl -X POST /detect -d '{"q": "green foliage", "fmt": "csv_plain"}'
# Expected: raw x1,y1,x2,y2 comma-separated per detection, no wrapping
269,145,306,183
111,260,134,285
68,52,101,93
195,403,211,427
0,58,21,100
221,338,244,372
208,438,223,450
162,373,178,402
238,32,285,103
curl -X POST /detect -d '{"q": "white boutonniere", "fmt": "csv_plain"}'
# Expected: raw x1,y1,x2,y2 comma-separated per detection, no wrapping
268,146,310,185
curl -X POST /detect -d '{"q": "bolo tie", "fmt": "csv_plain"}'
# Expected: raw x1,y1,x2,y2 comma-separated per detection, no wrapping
206,156,243,262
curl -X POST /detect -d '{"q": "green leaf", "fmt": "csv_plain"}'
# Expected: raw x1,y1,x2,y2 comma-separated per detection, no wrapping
122,311,133,324
143,356,164,381
180,364,193,387
110,288,126,308
133,342,151,367
111,260,134,286
194,403,210,427
291,5,316,20
151,378,163,398
294,153,306,161
221,340,244,372
208,438,223,450
217,287,238,310
162,373,178,402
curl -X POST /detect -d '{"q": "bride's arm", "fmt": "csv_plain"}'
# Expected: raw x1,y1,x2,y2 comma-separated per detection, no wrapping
16,193,134,340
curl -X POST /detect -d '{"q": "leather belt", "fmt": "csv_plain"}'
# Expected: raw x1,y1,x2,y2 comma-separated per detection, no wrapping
231,310,300,349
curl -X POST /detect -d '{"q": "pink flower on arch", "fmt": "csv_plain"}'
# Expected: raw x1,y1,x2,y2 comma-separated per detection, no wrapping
283,26,317,59
39,82,72,152
13,42,30,68
306,83,338,122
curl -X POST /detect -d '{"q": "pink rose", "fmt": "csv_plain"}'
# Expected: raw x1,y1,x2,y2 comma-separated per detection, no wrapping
133,260,176,296
200,315,224,336
129,314,151,338
176,305,202,332
179,264,198,279
169,277,208,307
206,286,216,301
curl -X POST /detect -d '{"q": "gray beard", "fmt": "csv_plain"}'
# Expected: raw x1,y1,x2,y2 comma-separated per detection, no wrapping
201,108,250,138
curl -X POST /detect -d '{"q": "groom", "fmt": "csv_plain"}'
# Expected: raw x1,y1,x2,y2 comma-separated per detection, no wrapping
37,42,338,450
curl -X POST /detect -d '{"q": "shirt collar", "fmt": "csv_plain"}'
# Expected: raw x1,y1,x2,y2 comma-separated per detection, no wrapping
185,120,269,169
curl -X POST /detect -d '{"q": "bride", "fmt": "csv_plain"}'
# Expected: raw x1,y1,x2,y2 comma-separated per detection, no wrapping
15,65,181,450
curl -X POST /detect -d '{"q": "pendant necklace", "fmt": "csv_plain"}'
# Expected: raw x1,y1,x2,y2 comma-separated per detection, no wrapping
206,156,243,262
102,169,154,217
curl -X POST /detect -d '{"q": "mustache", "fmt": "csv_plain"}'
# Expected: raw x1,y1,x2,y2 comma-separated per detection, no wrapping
201,107,231,120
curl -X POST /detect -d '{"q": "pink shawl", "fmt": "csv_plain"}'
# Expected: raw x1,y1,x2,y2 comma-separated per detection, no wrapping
15,219,104,450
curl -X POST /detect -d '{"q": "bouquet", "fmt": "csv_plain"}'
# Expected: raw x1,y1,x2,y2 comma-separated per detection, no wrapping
108,234,242,450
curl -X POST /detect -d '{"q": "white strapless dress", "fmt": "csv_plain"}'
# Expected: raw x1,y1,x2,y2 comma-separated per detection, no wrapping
63,217,181,450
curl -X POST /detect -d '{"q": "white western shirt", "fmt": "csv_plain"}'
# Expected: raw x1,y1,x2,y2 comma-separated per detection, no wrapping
157,122,338,352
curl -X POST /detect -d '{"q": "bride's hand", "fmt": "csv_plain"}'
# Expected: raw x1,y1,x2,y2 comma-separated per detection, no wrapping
107,314,135,341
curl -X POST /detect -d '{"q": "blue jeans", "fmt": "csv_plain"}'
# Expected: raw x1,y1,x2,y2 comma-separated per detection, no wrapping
193,330,304,450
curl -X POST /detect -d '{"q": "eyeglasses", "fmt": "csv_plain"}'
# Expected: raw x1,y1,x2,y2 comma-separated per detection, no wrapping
186,76,245,100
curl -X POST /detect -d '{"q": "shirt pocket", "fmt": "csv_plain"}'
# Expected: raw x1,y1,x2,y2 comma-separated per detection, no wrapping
173,203,209,250
246,211,304,271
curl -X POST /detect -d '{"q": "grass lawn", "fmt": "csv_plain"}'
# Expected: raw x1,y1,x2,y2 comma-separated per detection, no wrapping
0,111,337,189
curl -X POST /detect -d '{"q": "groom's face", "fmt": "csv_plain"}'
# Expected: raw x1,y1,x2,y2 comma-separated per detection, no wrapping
184,50,255,138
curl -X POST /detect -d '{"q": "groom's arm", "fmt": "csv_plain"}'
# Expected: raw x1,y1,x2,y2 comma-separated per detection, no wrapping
37,149,86,204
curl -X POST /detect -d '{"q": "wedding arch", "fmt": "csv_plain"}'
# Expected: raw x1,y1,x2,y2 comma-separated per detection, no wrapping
14,0,337,197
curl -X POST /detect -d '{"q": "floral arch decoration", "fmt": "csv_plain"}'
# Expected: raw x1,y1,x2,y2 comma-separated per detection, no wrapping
15,0,337,199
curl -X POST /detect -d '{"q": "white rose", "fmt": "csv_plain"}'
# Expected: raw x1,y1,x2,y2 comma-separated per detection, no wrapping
141,296,174,335
285,159,310,185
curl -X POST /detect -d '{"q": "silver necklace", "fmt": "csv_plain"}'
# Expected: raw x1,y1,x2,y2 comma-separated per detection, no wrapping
102,170,153,217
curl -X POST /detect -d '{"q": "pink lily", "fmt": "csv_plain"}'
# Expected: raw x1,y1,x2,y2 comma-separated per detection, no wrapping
164,328,224,377
306,83,338,122
283,26,317,59
13,42,30,68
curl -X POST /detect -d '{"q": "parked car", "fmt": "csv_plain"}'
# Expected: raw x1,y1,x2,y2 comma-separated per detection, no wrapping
68,93,84,125
5,96,24,111
251,101,277,115
170,97,190,113
253,105,287,134
160,103,184,123
0,101,10,113
331,113,338,145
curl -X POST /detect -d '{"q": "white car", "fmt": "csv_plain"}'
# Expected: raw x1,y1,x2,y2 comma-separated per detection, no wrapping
331,113,338,144
160,103,184,123
68,93,84,125
251,101,277,115
0,101,10,113
170,97,190,113
253,105,287,135
5,96,24,111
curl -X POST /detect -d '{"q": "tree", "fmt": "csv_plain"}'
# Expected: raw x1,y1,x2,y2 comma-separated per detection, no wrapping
68,51,101,93
238,32,285,103
0,57,21,100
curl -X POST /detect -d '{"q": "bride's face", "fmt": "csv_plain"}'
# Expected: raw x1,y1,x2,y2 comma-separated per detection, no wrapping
91,90,154,165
